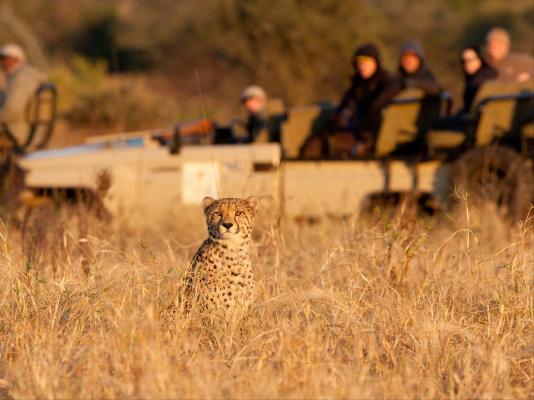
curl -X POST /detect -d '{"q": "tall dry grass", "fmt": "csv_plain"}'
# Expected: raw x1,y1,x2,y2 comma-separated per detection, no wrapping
0,201,532,398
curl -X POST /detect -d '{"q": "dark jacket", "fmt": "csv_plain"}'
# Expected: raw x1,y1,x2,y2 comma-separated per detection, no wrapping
398,40,440,96
337,43,402,135
461,48,498,114
245,113,267,142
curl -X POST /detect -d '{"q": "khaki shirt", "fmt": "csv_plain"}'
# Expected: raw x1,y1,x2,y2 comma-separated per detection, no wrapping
495,52,534,83
0,63,45,145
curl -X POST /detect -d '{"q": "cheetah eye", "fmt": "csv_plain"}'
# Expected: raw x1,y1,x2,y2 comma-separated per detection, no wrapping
213,211,222,218
235,211,244,216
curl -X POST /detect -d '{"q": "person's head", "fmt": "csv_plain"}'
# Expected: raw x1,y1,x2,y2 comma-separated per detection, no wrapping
240,85,267,115
0,43,26,72
461,46,483,76
485,27,511,64
399,40,425,74
353,43,380,79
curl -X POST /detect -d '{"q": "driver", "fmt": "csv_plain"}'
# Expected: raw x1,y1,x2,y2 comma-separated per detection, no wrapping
218,85,269,144
0,44,45,147
239,85,268,143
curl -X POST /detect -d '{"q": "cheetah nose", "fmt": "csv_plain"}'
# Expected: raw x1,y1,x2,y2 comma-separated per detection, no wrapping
222,222,233,229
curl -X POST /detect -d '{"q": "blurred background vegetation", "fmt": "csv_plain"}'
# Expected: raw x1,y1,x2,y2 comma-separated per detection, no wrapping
0,0,532,140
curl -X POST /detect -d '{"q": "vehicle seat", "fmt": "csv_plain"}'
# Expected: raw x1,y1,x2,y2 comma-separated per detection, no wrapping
374,88,425,157
24,82,57,150
427,130,465,149
281,103,332,158
475,80,533,146
427,80,533,152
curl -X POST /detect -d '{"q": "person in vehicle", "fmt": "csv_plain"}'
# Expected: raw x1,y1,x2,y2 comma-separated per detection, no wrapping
0,43,45,147
239,85,268,143
212,85,271,144
458,46,497,115
485,27,534,83
212,85,268,144
336,43,401,155
398,40,440,96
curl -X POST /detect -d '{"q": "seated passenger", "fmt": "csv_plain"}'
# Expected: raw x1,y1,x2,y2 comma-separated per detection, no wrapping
459,46,497,116
398,40,440,96
485,27,534,83
336,43,401,155
239,85,268,143
0,44,45,147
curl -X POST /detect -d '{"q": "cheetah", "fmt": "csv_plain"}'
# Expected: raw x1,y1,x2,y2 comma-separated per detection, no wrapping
184,196,258,312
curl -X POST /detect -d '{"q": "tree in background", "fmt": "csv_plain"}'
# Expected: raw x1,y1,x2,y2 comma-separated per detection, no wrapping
0,0,532,133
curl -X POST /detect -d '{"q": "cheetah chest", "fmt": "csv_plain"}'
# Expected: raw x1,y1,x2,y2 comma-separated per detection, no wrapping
192,241,255,309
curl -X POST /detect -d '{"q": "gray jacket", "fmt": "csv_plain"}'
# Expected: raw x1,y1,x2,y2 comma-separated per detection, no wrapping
0,63,45,145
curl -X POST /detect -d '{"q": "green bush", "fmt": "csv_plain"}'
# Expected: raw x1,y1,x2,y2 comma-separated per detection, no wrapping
4,0,533,129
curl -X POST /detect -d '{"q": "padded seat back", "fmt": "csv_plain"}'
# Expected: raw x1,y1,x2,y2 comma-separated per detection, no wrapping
473,80,533,145
24,82,57,149
375,88,425,157
281,104,324,158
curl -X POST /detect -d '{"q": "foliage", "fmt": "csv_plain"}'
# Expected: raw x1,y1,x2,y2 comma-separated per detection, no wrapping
0,0,532,132
48,56,177,130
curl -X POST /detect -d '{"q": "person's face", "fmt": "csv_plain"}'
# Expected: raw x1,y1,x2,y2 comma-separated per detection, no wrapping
0,56,17,72
401,52,421,74
356,57,377,79
461,49,482,75
486,38,509,63
244,96,266,114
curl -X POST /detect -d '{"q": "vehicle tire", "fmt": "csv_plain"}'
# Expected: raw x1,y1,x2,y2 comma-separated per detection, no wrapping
448,145,534,221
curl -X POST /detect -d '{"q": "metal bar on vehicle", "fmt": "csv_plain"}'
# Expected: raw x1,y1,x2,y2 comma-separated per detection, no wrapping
477,92,534,112
381,160,390,192
440,92,453,116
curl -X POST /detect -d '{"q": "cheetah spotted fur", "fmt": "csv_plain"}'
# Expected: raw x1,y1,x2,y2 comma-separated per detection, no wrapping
185,196,258,312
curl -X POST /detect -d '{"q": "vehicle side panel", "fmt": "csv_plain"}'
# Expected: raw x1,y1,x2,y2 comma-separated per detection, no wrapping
282,160,441,217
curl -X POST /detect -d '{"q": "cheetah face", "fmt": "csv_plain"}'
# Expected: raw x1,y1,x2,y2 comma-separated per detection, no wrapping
201,196,258,241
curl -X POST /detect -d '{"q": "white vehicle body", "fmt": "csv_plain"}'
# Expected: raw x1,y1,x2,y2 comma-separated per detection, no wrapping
18,131,446,226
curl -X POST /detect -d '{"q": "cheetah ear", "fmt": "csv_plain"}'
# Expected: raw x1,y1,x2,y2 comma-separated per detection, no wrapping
201,196,216,213
246,196,259,213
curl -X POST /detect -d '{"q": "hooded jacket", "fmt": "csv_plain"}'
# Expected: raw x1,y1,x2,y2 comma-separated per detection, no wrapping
460,46,497,114
337,43,402,135
398,40,440,96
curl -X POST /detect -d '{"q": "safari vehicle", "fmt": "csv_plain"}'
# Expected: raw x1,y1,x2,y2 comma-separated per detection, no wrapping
14,80,534,225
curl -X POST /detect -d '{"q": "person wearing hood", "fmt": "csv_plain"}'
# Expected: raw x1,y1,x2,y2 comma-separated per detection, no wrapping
459,45,497,115
336,43,401,155
398,40,440,96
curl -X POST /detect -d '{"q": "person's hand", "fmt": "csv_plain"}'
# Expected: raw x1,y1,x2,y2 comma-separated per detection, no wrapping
517,72,531,83
335,109,352,128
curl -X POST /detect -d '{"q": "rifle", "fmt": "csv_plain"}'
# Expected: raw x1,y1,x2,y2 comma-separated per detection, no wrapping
152,118,215,153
